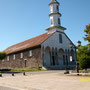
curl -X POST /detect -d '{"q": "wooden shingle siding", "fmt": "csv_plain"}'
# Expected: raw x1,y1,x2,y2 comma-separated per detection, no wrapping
0,47,42,69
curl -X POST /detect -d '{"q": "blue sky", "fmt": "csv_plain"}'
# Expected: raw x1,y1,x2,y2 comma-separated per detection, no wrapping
0,0,90,51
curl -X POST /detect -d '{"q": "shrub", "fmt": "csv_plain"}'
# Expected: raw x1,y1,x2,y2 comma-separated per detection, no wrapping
0,51,7,60
77,46,90,69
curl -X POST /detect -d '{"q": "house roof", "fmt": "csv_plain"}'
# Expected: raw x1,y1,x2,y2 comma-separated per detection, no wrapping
46,26,66,31
5,32,54,54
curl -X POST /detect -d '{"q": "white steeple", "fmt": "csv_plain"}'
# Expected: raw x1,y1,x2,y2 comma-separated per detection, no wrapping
46,0,66,33
49,0,61,27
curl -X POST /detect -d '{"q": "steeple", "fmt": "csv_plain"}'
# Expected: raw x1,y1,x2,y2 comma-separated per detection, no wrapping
49,0,61,27
46,0,66,33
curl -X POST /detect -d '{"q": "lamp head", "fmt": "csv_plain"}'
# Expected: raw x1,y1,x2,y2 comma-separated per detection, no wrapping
77,41,81,47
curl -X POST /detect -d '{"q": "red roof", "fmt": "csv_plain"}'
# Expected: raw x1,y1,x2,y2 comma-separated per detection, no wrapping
5,32,54,54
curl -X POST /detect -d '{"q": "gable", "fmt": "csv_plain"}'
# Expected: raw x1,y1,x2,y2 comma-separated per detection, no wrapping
42,31,74,49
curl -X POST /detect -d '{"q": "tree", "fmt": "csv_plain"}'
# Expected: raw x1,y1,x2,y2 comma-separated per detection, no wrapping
0,52,7,60
84,24,90,47
77,46,90,69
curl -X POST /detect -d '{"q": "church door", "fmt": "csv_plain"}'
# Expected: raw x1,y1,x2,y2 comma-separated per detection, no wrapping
52,56,55,66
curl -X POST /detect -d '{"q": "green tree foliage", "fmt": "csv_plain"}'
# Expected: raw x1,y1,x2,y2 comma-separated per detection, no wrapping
0,52,7,60
77,46,90,69
84,24,90,47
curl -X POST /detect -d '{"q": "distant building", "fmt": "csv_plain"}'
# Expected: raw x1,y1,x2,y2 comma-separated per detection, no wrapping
0,0,76,69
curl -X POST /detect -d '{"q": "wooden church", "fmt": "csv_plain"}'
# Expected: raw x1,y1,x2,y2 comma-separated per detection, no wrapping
0,0,76,69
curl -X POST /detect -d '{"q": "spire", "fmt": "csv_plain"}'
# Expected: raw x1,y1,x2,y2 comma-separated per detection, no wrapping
46,0,66,33
49,0,61,27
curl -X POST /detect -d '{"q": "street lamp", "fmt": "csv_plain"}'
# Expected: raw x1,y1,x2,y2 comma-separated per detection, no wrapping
64,43,74,74
69,41,81,75
76,41,81,47
76,41,81,75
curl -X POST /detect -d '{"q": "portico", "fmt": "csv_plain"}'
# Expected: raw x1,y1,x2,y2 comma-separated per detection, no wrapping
42,45,76,69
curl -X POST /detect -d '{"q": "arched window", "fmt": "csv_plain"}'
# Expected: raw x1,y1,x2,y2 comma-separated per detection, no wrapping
56,5,59,11
59,34,63,43
51,19,53,25
58,18,60,25
50,6,53,12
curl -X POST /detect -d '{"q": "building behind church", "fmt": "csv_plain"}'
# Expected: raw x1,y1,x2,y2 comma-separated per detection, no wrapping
0,0,76,69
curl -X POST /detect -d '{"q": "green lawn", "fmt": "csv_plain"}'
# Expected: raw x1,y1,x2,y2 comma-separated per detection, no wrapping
0,67,46,73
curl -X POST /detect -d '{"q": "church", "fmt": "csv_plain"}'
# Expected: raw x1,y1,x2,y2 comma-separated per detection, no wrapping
0,0,76,69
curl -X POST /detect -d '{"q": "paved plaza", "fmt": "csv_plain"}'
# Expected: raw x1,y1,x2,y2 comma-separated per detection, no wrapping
0,71,90,90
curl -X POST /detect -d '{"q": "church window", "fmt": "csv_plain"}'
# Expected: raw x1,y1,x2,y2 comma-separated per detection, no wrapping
58,18,60,25
20,53,23,58
59,34,63,43
7,56,9,61
29,50,32,56
51,19,53,25
50,6,53,12
13,54,16,60
56,5,59,11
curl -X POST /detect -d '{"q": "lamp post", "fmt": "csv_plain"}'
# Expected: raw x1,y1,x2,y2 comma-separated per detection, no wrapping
69,41,81,75
76,41,81,75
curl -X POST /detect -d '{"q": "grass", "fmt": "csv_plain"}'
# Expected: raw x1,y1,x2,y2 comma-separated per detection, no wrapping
11,67,46,72
72,69,90,73
0,67,46,73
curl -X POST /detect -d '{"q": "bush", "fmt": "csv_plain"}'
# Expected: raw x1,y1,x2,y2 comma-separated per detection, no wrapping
77,46,90,69
0,51,7,60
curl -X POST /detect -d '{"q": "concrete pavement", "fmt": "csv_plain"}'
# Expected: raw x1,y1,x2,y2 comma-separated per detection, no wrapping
0,71,90,90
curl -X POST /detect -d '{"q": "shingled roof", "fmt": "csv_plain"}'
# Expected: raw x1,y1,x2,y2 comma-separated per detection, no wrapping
5,32,54,54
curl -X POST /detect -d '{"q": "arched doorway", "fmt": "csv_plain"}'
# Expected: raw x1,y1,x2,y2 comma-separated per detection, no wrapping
58,48,65,65
55,48,58,65
65,49,68,65
52,48,55,66
44,47,51,66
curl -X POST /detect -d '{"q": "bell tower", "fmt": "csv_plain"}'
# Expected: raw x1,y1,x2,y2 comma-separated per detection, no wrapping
46,0,66,33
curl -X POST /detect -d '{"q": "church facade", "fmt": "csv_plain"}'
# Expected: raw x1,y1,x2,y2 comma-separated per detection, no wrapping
0,0,76,69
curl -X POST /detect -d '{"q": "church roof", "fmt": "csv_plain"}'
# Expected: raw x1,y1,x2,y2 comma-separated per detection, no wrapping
5,32,54,54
